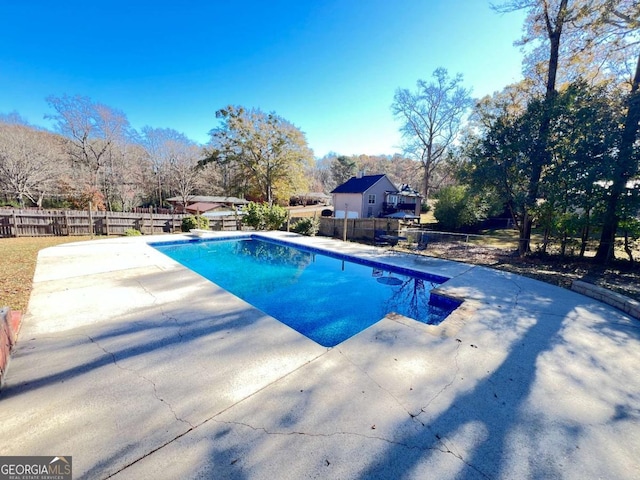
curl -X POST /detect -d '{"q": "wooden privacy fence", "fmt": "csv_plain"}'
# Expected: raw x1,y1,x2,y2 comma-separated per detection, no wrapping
319,217,401,242
0,209,242,238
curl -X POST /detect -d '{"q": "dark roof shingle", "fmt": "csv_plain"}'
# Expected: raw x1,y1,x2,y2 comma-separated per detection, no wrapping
330,174,387,194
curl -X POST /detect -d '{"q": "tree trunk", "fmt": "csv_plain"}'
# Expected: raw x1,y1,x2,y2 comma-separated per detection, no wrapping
541,225,550,254
595,52,640,263
517,0,567,256
579,210,590,258
623,230,634,265
157,175,163,208
519,211,532,256
423,165,431,204
423,145,433,203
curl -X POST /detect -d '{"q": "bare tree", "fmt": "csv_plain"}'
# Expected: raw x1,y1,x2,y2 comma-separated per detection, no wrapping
307,155,333,193
46,95,134,203
166,136,204,206
0,122,65,207
140,127,204,207
109,142,150,211
501,0,637,90
197,161,228,196
391,68,473,202
0,111,32,126
141,127,186,206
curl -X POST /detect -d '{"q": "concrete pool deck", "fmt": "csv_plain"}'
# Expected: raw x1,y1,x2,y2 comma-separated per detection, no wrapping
1,231,639,479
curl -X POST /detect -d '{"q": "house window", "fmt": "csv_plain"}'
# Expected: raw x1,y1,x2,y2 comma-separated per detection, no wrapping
368,194,376,204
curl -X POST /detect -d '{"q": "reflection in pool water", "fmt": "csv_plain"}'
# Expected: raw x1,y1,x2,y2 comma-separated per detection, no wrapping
152,237,460,347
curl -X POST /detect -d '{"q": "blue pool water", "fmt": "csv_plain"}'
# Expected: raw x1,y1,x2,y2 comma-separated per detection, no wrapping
151,236,460,347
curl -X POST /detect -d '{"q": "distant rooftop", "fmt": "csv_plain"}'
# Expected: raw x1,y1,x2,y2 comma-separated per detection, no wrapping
185,202,224,213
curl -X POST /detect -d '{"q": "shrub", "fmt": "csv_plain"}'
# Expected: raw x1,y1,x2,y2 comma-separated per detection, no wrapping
433,185,487,230
67,186,106,211
110,200,124,212
181,215,209,232
124,228,142,236
242,202,288,230
263,204,288,230
242,202,263,230
41,197,72,209
291,217,319,236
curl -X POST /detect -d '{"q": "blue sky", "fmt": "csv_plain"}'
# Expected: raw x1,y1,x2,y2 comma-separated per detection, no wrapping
0,0,526,157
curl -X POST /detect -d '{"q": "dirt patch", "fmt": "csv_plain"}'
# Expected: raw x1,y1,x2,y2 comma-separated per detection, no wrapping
399,242,640,303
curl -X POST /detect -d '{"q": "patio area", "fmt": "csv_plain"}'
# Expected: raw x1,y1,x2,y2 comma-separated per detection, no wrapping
1,232,639,479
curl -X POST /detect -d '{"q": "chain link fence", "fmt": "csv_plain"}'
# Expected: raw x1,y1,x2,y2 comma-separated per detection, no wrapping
397,228,513,264
397,228,638,264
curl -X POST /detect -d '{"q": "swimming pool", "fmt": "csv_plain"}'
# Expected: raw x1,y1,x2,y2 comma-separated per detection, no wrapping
151,236,460,347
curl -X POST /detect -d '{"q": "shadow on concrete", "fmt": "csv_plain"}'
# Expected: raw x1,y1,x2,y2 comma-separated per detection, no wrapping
0,304,262,400
350,302,640,478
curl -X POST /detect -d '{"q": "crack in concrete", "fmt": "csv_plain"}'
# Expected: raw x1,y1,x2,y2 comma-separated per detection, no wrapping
85,334,195,429
103,425,197,479
503,273,524,310
336,348,417,419
406,340,493,478
135,280,185,341
415,339,462,423
446,264,480,282
335,344,489,477
104,349,331,478
213,418,490,479
160,309,185,340
433,434,492,480
213,418,448,452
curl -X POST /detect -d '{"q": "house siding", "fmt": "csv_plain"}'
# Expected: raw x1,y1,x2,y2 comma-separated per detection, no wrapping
363,177,396,217
332,176,397,218
333,193,362,218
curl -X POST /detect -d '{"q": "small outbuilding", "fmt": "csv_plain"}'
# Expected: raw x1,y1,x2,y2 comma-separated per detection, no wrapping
166,196,249,214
